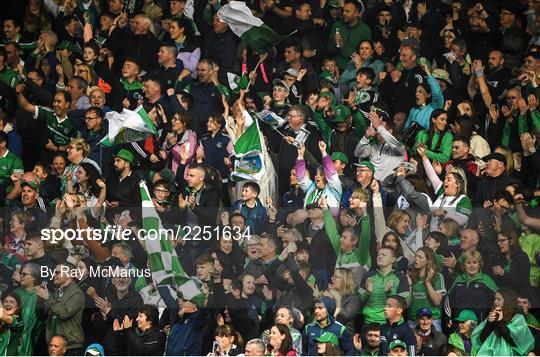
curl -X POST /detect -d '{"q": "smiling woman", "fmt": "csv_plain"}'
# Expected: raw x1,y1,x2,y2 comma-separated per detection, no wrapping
0,291,23,356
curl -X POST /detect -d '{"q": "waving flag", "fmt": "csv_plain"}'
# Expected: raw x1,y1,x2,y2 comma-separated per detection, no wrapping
218,1,288,53
99,106,156,147
139,181,206,306
255,109,287,129
231,118,266,181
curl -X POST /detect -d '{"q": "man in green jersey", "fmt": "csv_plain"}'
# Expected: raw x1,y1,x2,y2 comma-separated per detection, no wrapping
359,246,410,324
0,131,22,187
15,86,77,161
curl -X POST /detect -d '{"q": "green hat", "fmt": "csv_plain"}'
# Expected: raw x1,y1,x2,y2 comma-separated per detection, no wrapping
353,160,375,173
389,339,407,350
115,149,135,165
327,0,340,8
319,91,336,102
20,180,39,192
432,68,452,85
454,310,478,323
332,105,351,123
315,332,339,346
331,151,349,165
57,40,79,53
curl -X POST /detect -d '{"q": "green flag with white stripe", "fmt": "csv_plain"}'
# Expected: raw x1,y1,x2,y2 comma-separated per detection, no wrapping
99,106,157,147
139,181,206,306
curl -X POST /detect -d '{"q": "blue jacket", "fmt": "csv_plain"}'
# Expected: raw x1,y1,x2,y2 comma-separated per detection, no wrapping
159,286,210,356
231,198,267,235
201,131,231,181
303,316,353,356
404,75,444,130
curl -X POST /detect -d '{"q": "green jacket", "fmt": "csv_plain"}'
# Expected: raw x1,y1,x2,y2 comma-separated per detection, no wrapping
14,287,44,356
447,332,471,355
327,20,372,70
359,269,410,324
45,281,85,350
519,232,540,287
414,130,454,163
323,208,371,270
0,314,23,356
0,150,23,186
0,66,20,88
471,314,534,356
313,108,367,146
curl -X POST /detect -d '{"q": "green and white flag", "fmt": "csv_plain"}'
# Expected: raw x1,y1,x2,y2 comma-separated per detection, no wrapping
99,106,157,147
231,119,265,181
227,72,250,92
218,1,288,53
139,181,206,306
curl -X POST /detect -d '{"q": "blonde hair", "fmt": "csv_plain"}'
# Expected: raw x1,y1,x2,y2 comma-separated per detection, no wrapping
333,268,357,296
69,138,90,157
351,188,370,203
387,210,410,232
446,166,468,196
460,250,483,271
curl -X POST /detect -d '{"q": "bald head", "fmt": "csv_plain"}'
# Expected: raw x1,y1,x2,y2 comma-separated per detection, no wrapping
460,229,479,251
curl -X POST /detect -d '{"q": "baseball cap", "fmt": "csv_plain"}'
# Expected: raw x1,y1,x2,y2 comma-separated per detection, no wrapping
432,69,452,85
454,309,478,323
482,152,506,166
416,307,433,318
57,40,79,53
20,180,39,192
272,79,290,92
333,105,351,123
331,151,349,165
315,332,339,346
500,2,520,16
327,0,340,8
353,160,375,173
318,91,336,105
282,68,299,78
389,339,407,350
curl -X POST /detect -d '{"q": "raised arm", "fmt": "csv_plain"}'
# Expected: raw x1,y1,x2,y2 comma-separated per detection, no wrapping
15,85,36,114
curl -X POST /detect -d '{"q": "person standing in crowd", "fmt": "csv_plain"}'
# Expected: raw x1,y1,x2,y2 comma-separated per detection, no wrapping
0,1,536,356
35,262,85,356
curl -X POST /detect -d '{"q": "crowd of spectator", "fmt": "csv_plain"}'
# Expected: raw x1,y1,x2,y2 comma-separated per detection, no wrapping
0,0,538,355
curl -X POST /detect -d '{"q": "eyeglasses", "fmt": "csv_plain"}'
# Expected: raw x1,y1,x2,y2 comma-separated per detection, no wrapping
154,189,169,193
20,272,31,277
497,238,509,244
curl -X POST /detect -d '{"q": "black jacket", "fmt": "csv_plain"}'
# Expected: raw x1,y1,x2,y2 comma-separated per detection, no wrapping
415,327,448,356
116,327,166,356
474,173,521,204
379,319,417,356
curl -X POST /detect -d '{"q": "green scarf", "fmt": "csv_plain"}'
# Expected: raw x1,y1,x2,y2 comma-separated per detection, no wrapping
502,121,511,148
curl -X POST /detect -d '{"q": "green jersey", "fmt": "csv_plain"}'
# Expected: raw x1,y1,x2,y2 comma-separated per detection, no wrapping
323,209,372,270
0,150,22,185
35,107,78,146
0,67,19,88
408,272,446,321
359,269,410,324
